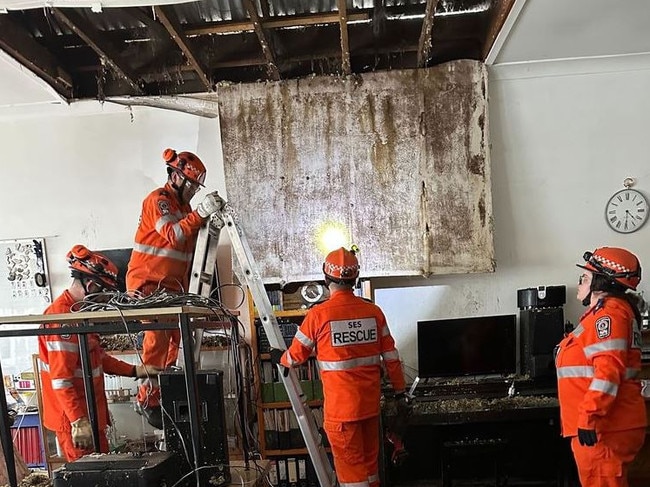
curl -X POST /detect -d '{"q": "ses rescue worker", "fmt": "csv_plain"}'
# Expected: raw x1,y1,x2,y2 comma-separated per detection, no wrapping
39,245,162,461
126,148,225,429
271,247,407,487
555,247,647,487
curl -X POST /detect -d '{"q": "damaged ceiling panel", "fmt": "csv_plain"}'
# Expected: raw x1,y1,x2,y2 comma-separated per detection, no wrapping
218,59,494,284
0,0,514,100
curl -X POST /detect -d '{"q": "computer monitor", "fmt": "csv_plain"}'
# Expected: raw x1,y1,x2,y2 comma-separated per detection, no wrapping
417,314,517,379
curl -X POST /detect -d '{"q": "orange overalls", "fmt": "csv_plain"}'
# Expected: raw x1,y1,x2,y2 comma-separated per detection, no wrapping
39,290,135,460
555,296,647,487
126,182,204,408
281,288,406,487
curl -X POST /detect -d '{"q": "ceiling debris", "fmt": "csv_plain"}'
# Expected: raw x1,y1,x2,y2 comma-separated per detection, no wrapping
0,0,513,101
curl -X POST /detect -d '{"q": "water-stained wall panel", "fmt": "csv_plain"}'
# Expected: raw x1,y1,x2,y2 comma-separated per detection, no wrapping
218,60,494,283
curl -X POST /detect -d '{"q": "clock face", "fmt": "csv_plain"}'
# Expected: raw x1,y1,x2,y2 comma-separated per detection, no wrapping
605,189,649,234
300,282,325,303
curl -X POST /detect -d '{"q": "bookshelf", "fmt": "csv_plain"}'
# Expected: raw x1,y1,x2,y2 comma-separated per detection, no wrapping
247,287,330,487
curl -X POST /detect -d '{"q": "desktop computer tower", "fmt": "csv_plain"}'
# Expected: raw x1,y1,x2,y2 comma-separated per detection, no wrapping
159,369,230,486
519,307,565,378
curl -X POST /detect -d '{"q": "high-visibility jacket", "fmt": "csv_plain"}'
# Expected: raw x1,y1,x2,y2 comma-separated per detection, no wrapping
281,288,406,422
39,290,135,433
126,182,204,293
555,296,646,437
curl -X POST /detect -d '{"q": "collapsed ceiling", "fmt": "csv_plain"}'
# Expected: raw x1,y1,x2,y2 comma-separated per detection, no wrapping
0,0,513,101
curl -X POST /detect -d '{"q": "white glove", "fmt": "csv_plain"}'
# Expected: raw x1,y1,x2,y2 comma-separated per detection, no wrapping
71,417,93,450
197,191,226,218
134,364,163,378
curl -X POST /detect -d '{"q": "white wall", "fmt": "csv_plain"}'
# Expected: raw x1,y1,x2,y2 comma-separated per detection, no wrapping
376,54,650,377
1,55,650,381
0,103,227,376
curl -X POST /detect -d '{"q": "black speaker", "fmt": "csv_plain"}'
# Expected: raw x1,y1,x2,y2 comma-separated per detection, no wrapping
517,286,566,309
160,369,230,486
519,308,564,378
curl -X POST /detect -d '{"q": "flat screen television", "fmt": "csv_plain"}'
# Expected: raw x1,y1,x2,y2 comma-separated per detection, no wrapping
417,314,517,378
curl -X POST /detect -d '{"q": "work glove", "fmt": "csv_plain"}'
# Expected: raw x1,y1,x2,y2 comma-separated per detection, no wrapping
394,392,413,417
196,191,226,218
133,364,163,378
270,348,290,377
577,428,598,447
71,417,93,450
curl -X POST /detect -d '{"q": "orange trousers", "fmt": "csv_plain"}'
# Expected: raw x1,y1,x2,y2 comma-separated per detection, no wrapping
136,329,180,407
571,427,646,487
324,415,381,487
55,427,109,461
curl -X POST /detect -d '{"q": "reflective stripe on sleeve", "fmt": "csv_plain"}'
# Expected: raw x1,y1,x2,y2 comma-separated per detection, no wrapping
583,338,628,358
51,379,74,390
155,215,186,243
133,242,193,262
382,350,400,361
589,378,618,396
294,330,314,350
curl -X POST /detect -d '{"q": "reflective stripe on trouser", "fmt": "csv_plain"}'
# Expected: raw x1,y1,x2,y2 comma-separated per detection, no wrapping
55,426,109,462
136,329,180,407
571,427,646,487
324,415,380,487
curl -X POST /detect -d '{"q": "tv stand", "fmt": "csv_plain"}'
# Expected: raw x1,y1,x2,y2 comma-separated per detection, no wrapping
381,389,576,487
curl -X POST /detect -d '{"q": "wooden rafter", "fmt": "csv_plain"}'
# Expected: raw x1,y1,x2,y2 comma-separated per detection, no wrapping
416,0,439,67
153,6,212,91
136,37,478,80
0,15,73,99
50,8,143,95
185,12,370,36
337,0,351,75
482,0,517,60
241,0,280,81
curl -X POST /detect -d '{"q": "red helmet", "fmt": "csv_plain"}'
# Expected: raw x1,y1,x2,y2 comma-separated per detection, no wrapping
577,247,642,290
163,148,206,186
323,247,360,282
67,245,119,290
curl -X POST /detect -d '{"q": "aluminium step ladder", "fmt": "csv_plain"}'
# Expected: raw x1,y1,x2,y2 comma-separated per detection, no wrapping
189,204,337,487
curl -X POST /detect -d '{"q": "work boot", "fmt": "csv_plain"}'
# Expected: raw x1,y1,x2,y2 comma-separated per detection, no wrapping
135,402,163,429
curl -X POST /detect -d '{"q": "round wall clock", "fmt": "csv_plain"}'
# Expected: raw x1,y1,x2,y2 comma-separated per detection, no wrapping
300,282,325,304
605,187,649,234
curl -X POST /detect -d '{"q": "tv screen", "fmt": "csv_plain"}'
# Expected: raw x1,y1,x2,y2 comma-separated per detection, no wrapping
417,314,517,378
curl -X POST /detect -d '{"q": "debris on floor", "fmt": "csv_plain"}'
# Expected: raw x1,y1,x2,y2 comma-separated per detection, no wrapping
1,472,51,487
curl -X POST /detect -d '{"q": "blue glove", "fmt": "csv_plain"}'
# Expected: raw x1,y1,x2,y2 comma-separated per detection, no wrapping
269,348,289,377
577,428,597,446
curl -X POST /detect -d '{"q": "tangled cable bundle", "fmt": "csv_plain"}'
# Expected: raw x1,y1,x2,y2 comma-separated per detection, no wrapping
70,288,236,321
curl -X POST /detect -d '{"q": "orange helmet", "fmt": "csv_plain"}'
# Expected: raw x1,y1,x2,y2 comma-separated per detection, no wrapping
323,247,360,282
67,244,119,290
577,247,641,290
163,148,206,186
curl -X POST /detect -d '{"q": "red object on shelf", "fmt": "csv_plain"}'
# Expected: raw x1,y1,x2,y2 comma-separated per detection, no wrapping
12,426,45,467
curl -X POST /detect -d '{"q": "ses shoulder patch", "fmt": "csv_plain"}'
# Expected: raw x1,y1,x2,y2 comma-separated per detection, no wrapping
595,316,611,339
157,199,170,216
